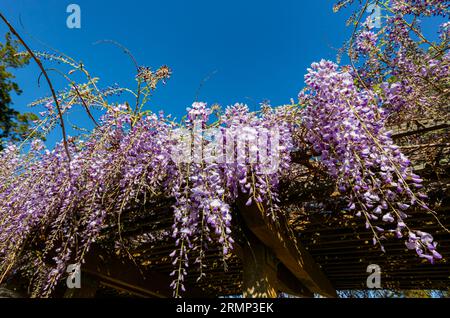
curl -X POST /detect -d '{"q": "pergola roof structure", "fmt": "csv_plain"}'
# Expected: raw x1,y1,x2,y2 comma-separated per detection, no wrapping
6,119,449,298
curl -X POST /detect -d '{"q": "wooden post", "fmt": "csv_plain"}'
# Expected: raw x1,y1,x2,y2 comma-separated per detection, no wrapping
242,233,278,298
237,196,337,297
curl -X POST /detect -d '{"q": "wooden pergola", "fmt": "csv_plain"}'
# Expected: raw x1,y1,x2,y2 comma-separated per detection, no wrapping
4,119,450,298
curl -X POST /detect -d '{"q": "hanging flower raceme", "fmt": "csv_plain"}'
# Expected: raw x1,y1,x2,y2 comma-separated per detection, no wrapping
221,103,292,217
170,102,233,296
299,59,441,263
379,49,450,123
356,30,378,54
0,105,177,296
167,101,297,296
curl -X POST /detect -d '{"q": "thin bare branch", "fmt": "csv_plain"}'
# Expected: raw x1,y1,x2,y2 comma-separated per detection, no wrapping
0,12,71,161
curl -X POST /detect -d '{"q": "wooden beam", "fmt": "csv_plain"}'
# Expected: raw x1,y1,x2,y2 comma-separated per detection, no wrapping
237,197,337,297
0,286,23,298
242,233,278,298
236,232,313,297
81,246,205,298
276,263,313,297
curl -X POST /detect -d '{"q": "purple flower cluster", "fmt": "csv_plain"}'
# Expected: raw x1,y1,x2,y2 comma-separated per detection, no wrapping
406,231,442,263
380,49,449,123
356,30,378,54
299,59,441,262
169,102,293,296
391,0,449,16
344,1,449,126
0,105,177,296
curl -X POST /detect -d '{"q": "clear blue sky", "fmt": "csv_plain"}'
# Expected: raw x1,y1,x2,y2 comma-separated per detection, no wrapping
0,0,443,147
